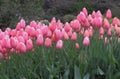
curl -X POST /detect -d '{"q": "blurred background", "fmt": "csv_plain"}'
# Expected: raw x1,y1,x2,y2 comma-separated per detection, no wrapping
0,0,120,29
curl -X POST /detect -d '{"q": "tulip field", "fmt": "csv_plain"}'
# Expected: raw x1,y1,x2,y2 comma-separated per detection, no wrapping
0,8,120,79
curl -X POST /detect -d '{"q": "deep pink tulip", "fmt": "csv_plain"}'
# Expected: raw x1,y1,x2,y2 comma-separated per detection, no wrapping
45,38,52,47
106,9,112,19
26,39,33,51
83,37,90,46
56,40,63,49
36,34,44,46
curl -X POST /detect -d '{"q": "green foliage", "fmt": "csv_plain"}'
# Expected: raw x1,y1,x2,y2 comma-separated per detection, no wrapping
0,0,44,29
63,14,76,22
74,0,95,14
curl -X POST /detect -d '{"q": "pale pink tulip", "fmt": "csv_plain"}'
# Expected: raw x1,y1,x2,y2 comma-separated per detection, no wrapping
83,37,90,46
75,43,80,49
56,40,63,49
71,32,77,41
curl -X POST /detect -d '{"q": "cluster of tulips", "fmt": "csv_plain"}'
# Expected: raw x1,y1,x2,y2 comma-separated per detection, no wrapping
0,7,120,60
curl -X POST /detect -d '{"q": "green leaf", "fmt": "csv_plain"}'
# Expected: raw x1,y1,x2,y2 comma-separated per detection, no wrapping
74,65,81,79
63,65,69,79
83,73,90,79
97,66,104,75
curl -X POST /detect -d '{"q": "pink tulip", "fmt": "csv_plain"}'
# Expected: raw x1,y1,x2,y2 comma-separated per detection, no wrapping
99,27,104,35
71,32,77,41
56,40,63,49
84,30,89,37
17,42,27,53
30,20,37,29
10,37,18,48
83,37,90,46
54,29,63,41
71,20,81,31
25,25,36,37
26,39,33,51
0,52,3,60
49,17,56,32
45,38,52,47
46,29,52,37
106,9,112,19
56,20,63,30
36,34,44,46
112,17,120,26
67,30,73,38
20,19,26,28
103,18,110,29
64,22,71,32
82,7,88,16
17,36,25,43
92,11,96,18
77,12,86,22
10,29,17,36
107,28,111,36
75,43,80,49
63,31,69,40
96,10,102,18
22,32,29,42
